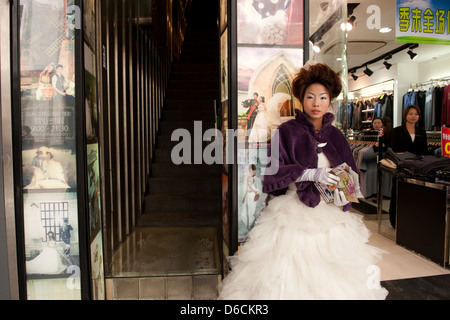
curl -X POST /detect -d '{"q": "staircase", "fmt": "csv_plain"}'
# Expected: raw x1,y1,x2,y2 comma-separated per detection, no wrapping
105,0,223,300
137,0,221,228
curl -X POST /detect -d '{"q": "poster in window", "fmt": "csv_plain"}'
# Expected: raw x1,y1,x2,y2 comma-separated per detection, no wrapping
90,231,105,300
85,45,98,143
22,146,77,191
20,0,77,150
18,0,81,300
221,29,229,103
23,191,79,278
236,1,303,244
87,144,101,237
237,0,303,46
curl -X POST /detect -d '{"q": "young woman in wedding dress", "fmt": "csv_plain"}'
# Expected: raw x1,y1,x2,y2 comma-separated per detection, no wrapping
219,63,388,300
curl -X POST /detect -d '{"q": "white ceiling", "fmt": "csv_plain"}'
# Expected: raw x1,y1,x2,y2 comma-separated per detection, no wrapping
309,0,450,74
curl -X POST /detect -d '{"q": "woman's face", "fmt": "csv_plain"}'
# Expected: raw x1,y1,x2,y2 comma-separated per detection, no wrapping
372,119,383,130
302,83,330,122
405,108,420,125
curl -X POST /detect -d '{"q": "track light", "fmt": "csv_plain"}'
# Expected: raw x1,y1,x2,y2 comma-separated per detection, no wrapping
341,16,356,31
407,49,417,60
383,61,392,70
384,54,392,60
363,66,373,77
313,41,324,53
407,44,419,60
347,16,356,31
351,73,358,81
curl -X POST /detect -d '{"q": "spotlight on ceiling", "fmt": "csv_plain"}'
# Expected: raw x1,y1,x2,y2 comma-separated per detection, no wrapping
383,61,392,70
407,44,419,60
351,73,358,81
363,66,373,77
313,41,324,53
407,49,417,60
341,16,356,31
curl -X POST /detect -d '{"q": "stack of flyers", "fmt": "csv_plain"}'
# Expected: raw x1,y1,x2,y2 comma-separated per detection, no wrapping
314,163,359,203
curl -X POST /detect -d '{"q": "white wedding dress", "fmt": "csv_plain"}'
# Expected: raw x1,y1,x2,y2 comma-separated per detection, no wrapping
219,153,388,300
26,240,68,275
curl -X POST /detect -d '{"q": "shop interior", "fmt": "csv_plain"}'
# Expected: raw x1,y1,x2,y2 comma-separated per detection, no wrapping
309,0,450,269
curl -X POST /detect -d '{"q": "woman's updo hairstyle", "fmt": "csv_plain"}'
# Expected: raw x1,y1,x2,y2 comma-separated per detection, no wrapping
292,63,342,102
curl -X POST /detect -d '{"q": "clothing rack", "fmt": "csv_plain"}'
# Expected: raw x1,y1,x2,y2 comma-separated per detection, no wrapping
349,90,393,101
409,76,450,90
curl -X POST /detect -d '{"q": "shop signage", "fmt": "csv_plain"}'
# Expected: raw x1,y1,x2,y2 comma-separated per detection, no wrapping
442,126,450,158
396,0,450,45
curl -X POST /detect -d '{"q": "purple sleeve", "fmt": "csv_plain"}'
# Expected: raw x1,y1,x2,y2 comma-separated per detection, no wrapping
262,127,309,195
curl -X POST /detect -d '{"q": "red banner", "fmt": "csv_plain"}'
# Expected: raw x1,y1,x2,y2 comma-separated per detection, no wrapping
443,126,450,158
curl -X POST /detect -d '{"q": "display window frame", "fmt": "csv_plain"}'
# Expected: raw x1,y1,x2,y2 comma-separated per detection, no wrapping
11,0,91,300
229,0,308,253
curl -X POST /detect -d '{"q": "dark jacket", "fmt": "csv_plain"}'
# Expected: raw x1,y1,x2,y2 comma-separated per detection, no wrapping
391,124,428,155
262,109,357,211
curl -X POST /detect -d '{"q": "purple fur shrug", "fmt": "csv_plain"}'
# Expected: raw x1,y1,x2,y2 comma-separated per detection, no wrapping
262,109,357,211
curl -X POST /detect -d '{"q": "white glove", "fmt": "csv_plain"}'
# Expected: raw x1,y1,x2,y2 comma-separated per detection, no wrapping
333,189,350,206
297,168,340,186
348,167,364,199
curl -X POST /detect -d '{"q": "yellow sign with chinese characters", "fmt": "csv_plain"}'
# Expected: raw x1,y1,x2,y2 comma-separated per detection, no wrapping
396,0,450,45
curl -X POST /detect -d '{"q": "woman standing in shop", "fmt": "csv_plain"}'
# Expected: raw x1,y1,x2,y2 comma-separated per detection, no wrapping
391,105,428,155
219,63,388,300
389,105,428,228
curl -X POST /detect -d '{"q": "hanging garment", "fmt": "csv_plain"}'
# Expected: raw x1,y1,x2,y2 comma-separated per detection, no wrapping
441,85,450,126
424,87,435,131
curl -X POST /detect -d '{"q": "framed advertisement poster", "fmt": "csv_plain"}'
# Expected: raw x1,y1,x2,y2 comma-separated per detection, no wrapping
234,0,304,246
12,0,90,299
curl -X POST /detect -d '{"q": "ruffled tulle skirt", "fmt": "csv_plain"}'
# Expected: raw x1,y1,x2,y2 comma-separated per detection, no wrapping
219,184,388,300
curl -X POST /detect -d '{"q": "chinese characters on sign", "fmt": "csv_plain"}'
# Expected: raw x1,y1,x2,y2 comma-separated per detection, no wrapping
396,0,450,44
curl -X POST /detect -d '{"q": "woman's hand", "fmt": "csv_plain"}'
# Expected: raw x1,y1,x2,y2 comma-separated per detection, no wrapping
333,189,350,206
297,168,340,186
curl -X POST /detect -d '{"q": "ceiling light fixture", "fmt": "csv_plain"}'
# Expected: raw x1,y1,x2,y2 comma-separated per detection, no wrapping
313,41,324,53
341,16,356,31
363,65,373,76
407,44,419,60
407,50,417,60
383,61,392,70
379,27,392,33
351,73,358,81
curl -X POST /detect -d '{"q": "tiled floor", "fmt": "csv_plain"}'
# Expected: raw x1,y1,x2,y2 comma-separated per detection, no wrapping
359,212,450,282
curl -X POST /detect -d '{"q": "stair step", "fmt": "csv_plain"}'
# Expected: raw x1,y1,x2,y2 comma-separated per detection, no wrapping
147,176,220,194
156,134,215,149
137,211,221,227
165,89,218,100
150,163,220,178
168,79,219,90
171,62,218,73
164,99,216,111
154,144,221,164
144,194,221,213
162,110,214,122
159,121,215,135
